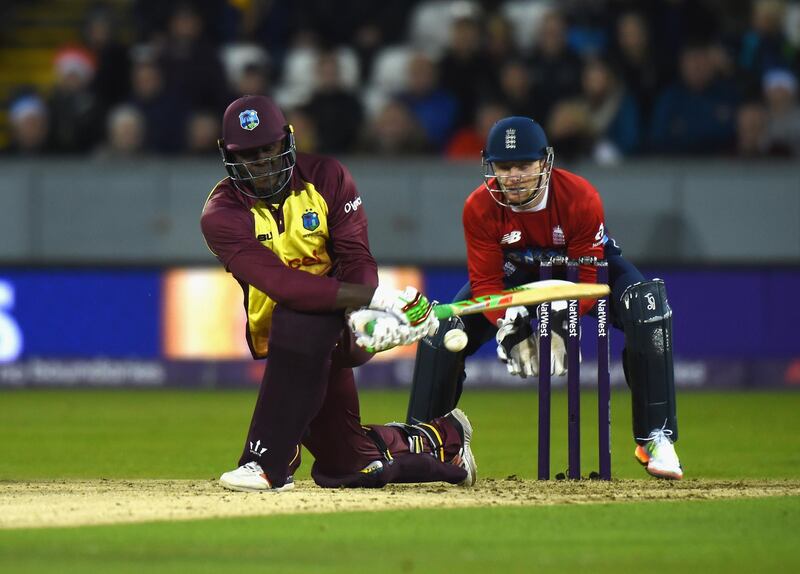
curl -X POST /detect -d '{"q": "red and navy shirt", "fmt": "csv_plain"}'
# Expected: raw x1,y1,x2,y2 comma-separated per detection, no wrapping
201,153,377,358
463,167,607,324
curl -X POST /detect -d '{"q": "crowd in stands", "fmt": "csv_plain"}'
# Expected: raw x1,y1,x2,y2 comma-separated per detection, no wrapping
6,0,800,162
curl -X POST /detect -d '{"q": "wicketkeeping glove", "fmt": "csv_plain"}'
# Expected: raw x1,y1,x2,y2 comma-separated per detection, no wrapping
495,302,575,378
495,306,536,377
536,301,570,377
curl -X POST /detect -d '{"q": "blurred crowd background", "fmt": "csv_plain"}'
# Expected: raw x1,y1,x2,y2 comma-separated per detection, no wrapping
2,0,800,163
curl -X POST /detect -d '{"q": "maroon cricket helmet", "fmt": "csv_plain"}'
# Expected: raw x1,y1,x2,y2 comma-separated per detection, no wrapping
221,94,287,151
218,95,296,200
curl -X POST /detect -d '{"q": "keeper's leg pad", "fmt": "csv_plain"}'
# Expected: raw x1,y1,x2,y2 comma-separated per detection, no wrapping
406,317,466,424
620,279,678,442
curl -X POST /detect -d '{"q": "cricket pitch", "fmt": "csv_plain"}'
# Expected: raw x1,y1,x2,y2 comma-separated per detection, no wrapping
3,478,799,529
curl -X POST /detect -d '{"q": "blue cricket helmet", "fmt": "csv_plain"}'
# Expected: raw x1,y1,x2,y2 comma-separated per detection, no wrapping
483,116,549,162
482,116,554,209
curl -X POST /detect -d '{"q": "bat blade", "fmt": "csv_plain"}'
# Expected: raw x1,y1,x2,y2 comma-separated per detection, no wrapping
433,283,610,320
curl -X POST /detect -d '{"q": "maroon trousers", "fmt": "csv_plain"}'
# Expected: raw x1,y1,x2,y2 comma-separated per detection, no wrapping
237,305,466,488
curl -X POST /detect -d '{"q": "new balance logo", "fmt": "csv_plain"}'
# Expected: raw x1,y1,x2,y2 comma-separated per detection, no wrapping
500,231,522,244
249,440,267,456
505,128,516,149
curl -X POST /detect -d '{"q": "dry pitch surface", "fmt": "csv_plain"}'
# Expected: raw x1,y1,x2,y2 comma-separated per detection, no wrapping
3,478,799,529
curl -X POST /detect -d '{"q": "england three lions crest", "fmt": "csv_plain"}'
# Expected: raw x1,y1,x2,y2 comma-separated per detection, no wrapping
552,225,565,245
239,109,259,130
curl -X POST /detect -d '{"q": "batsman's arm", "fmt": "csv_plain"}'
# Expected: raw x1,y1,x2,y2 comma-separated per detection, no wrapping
202,206,343,311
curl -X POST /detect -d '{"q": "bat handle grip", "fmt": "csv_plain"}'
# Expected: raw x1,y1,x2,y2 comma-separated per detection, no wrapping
433,305,453,320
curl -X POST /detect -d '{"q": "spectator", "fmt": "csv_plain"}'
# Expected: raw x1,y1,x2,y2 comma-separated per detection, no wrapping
233,61,271,98
302,51,364,153
492,60,537,119
397,52,459,151
84,6,130,111
96,105,146,158
738,0,796,97
445,101,509,160
546,100,594,162
218,0,296,71
649,42,739,155
762,69,800,155
185,110,219,155
736,102,768,157
610,11,662,128
359,99,430,156
48,46,103,153
646,0,719,87
285,108,318,153
159,3,228,113
527,10,583,121
347,0,418,82
129,54,186,153
578,57,641,159
7,94,50,155
439,15,494,129
485,13,521,79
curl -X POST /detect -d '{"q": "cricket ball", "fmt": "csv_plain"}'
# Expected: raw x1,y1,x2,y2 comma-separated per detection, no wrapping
443,328,468,352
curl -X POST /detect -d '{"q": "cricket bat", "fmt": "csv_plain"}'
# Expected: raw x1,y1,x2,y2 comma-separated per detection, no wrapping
432,282,610,320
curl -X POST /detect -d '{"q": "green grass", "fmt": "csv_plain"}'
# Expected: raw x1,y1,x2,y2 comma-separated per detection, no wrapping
1,388,799,572
1,498,798,573
1,388,799,480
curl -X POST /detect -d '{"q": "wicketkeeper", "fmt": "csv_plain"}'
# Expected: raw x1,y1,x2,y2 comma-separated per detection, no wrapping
201,95,476,491
407,116,683,479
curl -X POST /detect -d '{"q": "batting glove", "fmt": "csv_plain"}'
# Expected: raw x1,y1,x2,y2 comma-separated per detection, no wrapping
349,309,436,352
369,285,438,333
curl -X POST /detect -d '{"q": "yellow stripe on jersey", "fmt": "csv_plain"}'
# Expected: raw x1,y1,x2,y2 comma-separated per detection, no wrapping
247,181,333,356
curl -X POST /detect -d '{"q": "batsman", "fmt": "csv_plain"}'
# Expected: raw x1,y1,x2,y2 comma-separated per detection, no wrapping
408,116,683,480
202,95,477,492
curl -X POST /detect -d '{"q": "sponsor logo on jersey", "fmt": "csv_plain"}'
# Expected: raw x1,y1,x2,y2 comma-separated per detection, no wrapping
257,232,273,242
302,210,320,231
344,196,362,213
505,128,516,149
286,249,324,269
552,225,565,245
500,230,522,244
239,109,259,130
592,222,607,247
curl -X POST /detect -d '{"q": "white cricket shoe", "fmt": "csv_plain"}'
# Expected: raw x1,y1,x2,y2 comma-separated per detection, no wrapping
446,408,478,487
219,461,295,492
635,426,683,480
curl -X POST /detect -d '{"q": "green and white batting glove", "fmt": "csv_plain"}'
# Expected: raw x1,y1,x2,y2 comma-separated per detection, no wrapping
369,286,438,334
349,309,435,352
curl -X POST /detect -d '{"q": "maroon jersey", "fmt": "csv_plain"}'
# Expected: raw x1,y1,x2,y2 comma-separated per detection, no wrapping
201,153,377,357
463,167,606,324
